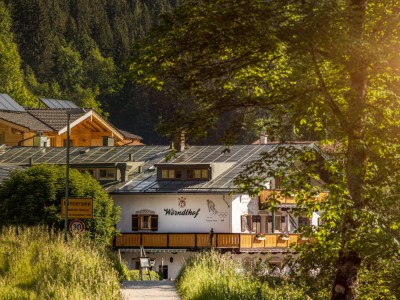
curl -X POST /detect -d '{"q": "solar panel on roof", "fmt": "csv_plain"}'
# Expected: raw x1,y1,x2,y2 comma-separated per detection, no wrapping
39,98,79,109
0,94,26,112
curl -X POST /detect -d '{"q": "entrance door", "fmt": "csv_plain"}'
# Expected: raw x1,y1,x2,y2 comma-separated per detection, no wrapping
162,265,168,279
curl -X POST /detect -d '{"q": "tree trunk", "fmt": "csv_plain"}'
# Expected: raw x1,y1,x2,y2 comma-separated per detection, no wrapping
331,0,368,299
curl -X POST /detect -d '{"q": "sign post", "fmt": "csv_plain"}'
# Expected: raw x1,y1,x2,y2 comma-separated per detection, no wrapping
61,197,94,219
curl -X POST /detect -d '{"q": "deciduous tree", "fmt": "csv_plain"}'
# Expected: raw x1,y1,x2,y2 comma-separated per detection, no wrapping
128,1,400,298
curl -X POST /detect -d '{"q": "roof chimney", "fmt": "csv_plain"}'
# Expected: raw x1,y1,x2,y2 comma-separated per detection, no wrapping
179,130,186,152
260,131,268,145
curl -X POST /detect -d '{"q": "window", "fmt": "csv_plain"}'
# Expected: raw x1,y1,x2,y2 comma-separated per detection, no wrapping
99,168,115,179
160,168,209,180
241,215,261,232
141,215,151,229
252,215,261,232
132,214,158,231
161,169,175,179
274,176,283,189
267,215,285,232
187,169,208,179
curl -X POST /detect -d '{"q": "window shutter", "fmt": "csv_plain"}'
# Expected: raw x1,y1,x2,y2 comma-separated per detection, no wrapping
151,215,158,231
281,216,286,223
241,216,246,232
267,216,273,223
247,215,252,231
132,214,139,231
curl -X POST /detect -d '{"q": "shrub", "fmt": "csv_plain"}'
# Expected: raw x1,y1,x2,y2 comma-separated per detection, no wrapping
0,226,120,300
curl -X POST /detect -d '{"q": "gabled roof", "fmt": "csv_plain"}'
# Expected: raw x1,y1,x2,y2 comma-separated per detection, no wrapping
26,108,125,141
0,95,140,143
0,110,52,131
26,108,86,131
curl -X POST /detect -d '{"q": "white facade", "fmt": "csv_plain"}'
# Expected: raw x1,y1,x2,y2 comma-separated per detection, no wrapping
113,192,319,234
113,193,231,233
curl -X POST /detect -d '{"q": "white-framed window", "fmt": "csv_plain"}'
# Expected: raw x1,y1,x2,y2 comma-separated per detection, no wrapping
132,214,159,231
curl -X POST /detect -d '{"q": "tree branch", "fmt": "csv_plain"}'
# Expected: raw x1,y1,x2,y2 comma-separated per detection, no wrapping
310,46,350,132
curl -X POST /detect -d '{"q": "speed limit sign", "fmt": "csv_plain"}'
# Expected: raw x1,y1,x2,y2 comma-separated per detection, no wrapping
69,219,85,234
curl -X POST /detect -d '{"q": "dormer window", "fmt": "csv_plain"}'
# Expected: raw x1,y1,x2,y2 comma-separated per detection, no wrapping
99,168,116,179
187,169,208,179
157,164,211,181
161,169,183,179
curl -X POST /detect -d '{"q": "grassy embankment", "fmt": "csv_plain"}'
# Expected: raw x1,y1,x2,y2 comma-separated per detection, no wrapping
176,251,307,300
0,226,121,300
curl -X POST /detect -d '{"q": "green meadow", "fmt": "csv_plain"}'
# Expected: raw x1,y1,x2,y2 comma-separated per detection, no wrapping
0,226,121,300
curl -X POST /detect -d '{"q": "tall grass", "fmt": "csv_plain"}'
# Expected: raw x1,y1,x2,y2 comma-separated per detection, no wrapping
177,251,260,300
0,226,120,300
176,251,307,300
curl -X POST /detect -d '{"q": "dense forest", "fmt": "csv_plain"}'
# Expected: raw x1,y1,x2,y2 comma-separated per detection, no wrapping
0,0,181,144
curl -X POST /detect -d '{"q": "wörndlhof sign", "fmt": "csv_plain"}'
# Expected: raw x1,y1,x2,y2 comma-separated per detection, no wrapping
61,197,93,219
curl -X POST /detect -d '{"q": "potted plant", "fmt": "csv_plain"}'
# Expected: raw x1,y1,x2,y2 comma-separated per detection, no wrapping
255,233,266,241
279,233,290,241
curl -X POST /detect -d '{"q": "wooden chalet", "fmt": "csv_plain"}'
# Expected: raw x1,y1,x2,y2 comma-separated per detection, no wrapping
0,94,142,147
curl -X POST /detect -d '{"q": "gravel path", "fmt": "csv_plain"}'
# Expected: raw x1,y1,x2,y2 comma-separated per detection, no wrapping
121,281,181,300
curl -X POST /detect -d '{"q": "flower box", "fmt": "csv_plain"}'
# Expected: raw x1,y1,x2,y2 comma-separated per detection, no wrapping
279,234,290,241
255,234,266,241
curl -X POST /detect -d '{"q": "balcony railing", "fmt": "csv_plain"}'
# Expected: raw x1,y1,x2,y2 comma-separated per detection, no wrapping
113,233,310,250
259,190,328,206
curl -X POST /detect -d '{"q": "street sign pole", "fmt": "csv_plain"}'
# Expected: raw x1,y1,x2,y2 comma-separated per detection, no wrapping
64,111,71,242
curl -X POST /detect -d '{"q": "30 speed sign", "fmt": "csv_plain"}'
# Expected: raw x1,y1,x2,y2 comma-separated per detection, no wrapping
69,219,85,234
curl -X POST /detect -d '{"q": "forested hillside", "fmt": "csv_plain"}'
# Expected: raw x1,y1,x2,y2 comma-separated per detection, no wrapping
0,0,178,143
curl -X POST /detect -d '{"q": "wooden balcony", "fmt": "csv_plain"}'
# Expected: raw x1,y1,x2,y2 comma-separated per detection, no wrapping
259,190,328,206
113,233,310,251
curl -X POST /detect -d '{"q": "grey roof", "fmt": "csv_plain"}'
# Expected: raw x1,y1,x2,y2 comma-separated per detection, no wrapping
119,129,143,140
0,94,25,112
0,110,53,131
39,98,79,109
117,145,278,193
0,145,168,165
26,108,87,131
0,164,24,184
0,143,317,193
